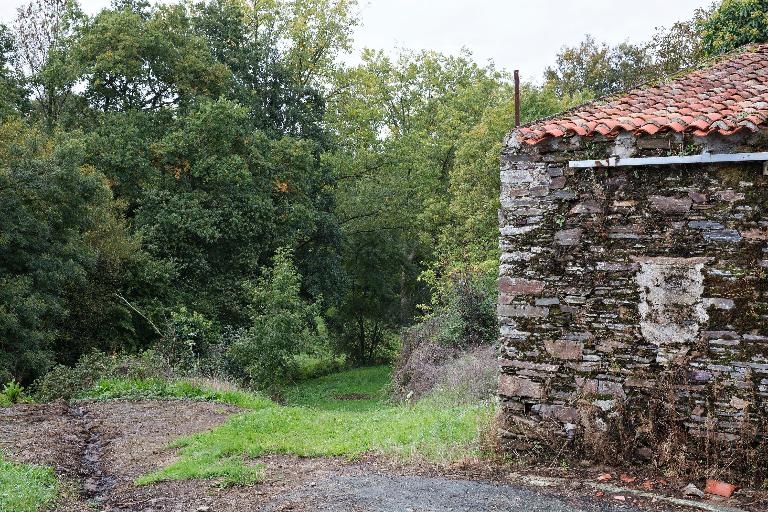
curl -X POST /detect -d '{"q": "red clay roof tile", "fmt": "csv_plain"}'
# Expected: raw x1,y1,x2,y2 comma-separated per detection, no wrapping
517,44,768,144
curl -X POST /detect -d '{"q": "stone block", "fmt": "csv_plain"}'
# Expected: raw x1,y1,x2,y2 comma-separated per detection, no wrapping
714,190,745,202
549,176,566,189
569,200,602,214
703,229,742,242
497,304,550,318
703,298,735,310
742,228,768,241
554,228,582,246
499,277,545,296
499,375,544,399
531,404,580,423
649,195,692,213
544,340,583,360
688,220,724,230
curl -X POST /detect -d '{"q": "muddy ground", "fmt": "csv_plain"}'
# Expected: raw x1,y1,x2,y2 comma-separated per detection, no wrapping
1,400,762,512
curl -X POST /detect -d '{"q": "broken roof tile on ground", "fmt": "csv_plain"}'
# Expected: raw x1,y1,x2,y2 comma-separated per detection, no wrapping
518,43,768,144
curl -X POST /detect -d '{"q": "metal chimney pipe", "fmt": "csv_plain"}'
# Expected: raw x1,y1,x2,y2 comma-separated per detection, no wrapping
514,70,521,128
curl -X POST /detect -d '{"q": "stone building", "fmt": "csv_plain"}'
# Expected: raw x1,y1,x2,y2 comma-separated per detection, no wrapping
497,44,768,451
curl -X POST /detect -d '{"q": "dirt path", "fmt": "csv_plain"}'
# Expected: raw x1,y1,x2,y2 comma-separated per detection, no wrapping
0,400,756,512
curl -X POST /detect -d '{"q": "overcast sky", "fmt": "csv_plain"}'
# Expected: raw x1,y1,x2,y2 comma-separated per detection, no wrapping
0,0,713,82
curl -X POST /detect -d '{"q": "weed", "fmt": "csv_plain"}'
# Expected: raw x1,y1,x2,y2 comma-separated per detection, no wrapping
1,380,27,404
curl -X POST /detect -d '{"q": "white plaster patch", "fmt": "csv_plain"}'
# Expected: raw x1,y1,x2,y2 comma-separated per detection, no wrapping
633,256,712,365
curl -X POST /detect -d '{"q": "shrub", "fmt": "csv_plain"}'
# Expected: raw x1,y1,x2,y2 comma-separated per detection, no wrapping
157,307,218,374
393,268,498,402
291,353,347,382
393,332,496,403
32,350,172,402
419,268,498,349
227,249,328,390
393,320,458,401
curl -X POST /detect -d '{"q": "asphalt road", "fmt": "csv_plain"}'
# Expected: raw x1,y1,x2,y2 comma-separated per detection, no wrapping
264,474,645,512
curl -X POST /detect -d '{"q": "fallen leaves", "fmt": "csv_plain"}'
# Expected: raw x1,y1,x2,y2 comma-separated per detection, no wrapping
619,474,636,484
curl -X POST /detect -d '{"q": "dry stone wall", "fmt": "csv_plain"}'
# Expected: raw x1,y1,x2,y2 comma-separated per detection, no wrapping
497,129,768,449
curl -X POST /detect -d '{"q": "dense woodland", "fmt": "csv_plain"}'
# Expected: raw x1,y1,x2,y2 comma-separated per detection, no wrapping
1,0,765,390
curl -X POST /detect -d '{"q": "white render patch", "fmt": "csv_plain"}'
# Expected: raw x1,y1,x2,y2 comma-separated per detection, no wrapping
633,256,712,365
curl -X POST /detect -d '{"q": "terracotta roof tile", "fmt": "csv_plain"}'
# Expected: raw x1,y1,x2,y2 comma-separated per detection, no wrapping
517,44,768,144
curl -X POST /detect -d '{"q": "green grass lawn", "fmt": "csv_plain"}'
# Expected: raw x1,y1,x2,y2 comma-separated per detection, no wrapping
0,456,57,512
126,366,493,486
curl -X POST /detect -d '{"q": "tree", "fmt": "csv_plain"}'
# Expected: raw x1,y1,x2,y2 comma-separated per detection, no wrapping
700,0,768,56
190,0,357,142
135,97,338,325
12,0,83,129
74,2,229,112
326,50,514,324
331,231,402,364
647,9,711,77
439,84,589,270
544,11,712,100
544,35,654,97
0,25,27,121
0,123,147,382
228,249,325,389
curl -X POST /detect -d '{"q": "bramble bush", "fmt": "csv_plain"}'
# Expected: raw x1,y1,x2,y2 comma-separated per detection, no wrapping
393,269,498,402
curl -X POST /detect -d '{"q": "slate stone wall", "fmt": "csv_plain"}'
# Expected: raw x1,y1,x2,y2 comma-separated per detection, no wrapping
497,129,768,450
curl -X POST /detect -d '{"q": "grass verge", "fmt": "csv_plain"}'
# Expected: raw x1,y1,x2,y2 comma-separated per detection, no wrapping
78,377,273,410
91,366,493,486
0,456,58,512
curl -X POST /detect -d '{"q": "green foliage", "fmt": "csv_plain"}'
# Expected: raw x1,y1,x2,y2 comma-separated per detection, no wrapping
419,270,499,349
0,125,147,382
32,350,172,402
80,377,272,410
1,380,26,404
11,0,85,129
158,307,218,373
290,352,347,381
331,230,403,364
0,455,57,512
0,25,27,122
190,0,357,141
440,83,587,269
74,2,229,112
325,49,514,345
135,97,337,325
544,10,712,99
137,366,492,485
700,0,768,55
227,249,328,389
544,35,652,97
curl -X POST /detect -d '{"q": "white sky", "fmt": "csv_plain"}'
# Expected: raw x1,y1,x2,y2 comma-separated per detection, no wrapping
0,0,713,82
